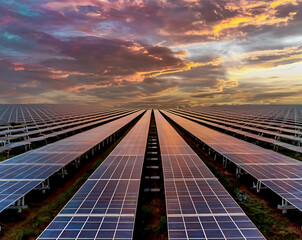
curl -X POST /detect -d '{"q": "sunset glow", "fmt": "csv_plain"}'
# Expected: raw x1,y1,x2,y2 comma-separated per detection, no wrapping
0,0,302,107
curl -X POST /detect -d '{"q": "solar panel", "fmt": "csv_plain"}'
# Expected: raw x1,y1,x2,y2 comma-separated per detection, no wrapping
0,109,128,137
182,105,302,130
0,110,144,213
178,108,302,138
162,110,302,213
37,110,151,240
169,109,302,154
154,110,265,240
261,179,302,209
0,109,137,152
0,104,130,125
0,180,41,212
239,164,302,180
0,164,62,179
39,215,135,239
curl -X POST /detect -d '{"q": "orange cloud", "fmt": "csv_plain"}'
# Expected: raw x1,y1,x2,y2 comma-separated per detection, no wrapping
10,63,25,71
270,0,299,8
186,0,298,38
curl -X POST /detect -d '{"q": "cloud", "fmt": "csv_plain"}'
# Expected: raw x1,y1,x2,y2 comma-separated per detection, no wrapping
250,91,302,101
0,25,197,105
1,0,302,106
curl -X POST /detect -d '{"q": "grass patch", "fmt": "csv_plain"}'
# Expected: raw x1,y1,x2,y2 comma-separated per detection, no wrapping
135,200,167,240
238,191,299,240
157,216,167,234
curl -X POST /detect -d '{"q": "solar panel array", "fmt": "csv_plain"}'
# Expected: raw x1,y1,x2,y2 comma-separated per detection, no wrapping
0,104,126,124
162,110,302,212
180,107,302,136
169,109,302,154
175,108,302,143
185,105,302,130
2,105,301,239
154,110,265,240
0,105,136,152
0,111,144,213
37,110,151,240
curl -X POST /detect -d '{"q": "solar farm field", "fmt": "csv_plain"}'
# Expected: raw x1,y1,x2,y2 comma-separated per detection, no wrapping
0,104,302,240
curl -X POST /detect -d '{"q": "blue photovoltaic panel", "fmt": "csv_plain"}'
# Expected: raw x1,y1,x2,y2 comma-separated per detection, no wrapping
162,110,302,212
172,109,302,145
0,164,61,180
261,179,302,209
236,164,302,180
168,215,265,240
169,109,302,154
1,152,79,165
165,179,245,215
39,215,135,239
0,111,144,213
59,179,140,215
90,156,144,180
0,180,41,212
181,106,302,136
38,110,151,240
154,110,265,240
0,107,135,152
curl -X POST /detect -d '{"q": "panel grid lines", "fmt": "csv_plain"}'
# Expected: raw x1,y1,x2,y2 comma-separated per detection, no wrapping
0,111,144,213
163,110,302,212
155,110,265,240
37,110,151,240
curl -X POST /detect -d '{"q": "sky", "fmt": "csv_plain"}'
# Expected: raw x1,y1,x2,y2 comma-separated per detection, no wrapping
0,0,302,108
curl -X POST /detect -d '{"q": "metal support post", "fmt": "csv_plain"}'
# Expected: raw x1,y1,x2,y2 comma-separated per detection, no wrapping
256,180,261,193
236,167,242,179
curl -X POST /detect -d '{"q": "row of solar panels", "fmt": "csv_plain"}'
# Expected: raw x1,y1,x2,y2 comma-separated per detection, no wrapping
184,107,302,133
37,110,265,239
170,109,302,154
185,105,302,130
0,110,144,213
179,108,302,140
163,110,302,212
0,109,137,152
0,104,119,125
3,108,302,239
37,111,151,240
0,106,133,148
0,109,127,136
154,111,265,240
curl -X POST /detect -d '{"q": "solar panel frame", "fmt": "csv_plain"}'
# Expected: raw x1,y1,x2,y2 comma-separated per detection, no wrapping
162,110,302,213
169,109,302,154
0,110,144,213
178,108,302,137
154,110,265,240
0,110,138,152
0,180,42,212
182,105,302,130
37,110,151,240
